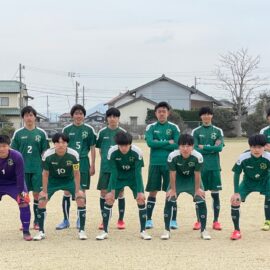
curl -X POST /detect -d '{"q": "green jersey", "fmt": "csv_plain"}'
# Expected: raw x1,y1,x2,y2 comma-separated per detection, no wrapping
96,126,126,172
191,124,224,171
260,126,270,144
167,149,203,178
108,144,144,192
232,151,270,181
11,127,49,173
62,123,96,159
42,147,80,184
145,121,180,166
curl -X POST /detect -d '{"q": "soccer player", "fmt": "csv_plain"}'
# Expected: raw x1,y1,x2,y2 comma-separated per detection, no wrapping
160,134,211,240
96,108,126,230
260,108,270,152
33,133,87,241
191,107,224,231
0,135,32,241
56,104,96,230
96,131,151,240
230,134,270,240
145,101,180,229
11,106,49,230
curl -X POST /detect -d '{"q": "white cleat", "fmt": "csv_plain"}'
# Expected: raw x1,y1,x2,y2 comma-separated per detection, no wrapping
140,230,152,240
96,231,108,240
78,230,88,240
201,230,211,240
33,231,46,241
160,230,170,240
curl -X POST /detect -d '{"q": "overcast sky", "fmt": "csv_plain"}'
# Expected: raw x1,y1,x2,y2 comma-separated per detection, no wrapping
1,0,270,118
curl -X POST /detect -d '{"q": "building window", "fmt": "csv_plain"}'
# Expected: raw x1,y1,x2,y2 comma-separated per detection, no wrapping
0,97,9,106
130,116,138,127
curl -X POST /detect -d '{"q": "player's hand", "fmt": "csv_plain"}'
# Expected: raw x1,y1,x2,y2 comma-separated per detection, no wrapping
105,191,115,205
166,189,177,201
198,144,204,149
195,188,205,199
90,164,95,176
39,190,48,200
136,192,145,201
75,189,84,199
231,193,241,206
215,139,222,146
17,192,30,204
168,140,175,144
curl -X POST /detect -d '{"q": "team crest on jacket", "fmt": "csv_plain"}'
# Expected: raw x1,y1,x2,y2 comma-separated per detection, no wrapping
260,163,267,170
35,135,41,142
8,159,14,166
211,133,217,140
129,156,135,162
188,161,195,167
166,129,172,135
82,131,88,139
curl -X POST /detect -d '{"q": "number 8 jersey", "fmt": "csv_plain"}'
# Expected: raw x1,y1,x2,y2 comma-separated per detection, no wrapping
11,127,49,173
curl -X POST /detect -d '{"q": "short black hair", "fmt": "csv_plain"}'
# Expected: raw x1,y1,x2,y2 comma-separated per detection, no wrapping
0,135,11,145
178,134,194,146
267,108,270,118
70,104,86,117
154,101,171,112
115,131,132,145
52,133,69,144
248,134,267,147
106,107,120,118
21,106,37,118
199,106,213,117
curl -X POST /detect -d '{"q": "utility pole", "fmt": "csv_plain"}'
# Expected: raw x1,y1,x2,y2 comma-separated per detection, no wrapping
194,76,197,89
75,81,80,104
19,63,24,127
47,95,49,119
82,86,85,107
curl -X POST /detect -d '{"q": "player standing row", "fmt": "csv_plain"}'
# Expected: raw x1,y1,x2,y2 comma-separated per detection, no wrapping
1,103,270,241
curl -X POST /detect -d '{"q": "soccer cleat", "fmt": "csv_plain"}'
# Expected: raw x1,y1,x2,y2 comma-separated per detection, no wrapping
76,218,80,230
261,220,270,231
201,230,211,240
78,230,88,240
140,230,152,240
170,220,178,230
55,220,70,230
33,223,40,230
23,232,33,241
33,231,46,241
98,223,104,230
117,220,126,230
230,230,241,240
145,219,153,229
160,230,170,240
213,221,222,230
96,231,108,240
193,221,201,230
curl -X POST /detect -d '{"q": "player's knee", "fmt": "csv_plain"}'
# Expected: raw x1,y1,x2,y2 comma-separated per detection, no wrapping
76,191,86,207
100,190,107,198
231,200,241,207
106,197,115,205
118,190,124,199
64,190,71,196
136,197,145,205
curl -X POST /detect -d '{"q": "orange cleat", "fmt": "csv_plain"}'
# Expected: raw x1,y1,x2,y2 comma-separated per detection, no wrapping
193,221,201,230
230,230,241,240
117,220,126,230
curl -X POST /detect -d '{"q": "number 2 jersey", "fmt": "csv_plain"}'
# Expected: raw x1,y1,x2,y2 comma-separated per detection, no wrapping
11,127,49,173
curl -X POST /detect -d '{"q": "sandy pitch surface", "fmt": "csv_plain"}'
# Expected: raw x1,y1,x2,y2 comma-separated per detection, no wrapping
1,140,270,270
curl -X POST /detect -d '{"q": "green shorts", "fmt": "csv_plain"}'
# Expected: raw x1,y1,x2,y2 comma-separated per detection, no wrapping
25,172,42,193
239,178,270,202
168,176,204,202
80,157,90,190
48,179,75,200
108,178,142,199
201,170,222,191
97,172,111,190
146,165,170,192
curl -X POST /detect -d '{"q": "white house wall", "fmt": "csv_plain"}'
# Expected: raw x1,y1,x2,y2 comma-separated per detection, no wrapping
135,81,191,110
119,100,155,125
0,93,19,107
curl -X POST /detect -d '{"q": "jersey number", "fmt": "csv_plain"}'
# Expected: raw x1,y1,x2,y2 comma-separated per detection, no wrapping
122,165,130,170
76,142,81,150
57,168,66,175
27,146,32,154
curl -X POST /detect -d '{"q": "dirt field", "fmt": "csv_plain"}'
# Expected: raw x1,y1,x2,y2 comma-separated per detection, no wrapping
1,140,270,270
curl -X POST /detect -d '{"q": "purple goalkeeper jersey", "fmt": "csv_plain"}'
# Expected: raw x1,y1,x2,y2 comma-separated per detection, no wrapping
0,149,25,193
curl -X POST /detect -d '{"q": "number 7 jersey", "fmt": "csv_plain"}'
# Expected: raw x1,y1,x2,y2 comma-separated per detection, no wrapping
11,127,49,173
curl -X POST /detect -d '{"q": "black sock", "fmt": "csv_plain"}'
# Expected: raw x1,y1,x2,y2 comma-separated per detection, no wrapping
62,195,71,221
37,208,46,233
231,205,240,231
78,206,86,231
211,192,220,222
103,203,112,233
171,201,177,221
118,197,125,221
138,204,147,232
147,197,156,220
164,199,174,231
264,197,270,220
100,197,105,218
33,199,39,224
196,201,207,232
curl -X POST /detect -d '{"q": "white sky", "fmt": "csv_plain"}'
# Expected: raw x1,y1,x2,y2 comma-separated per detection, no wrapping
1,0,270,118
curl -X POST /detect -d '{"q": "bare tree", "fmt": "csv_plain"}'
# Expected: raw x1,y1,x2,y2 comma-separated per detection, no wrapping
216,48,265,136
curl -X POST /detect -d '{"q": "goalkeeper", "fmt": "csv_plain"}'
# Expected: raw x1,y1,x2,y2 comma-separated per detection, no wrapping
0,135,32,241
